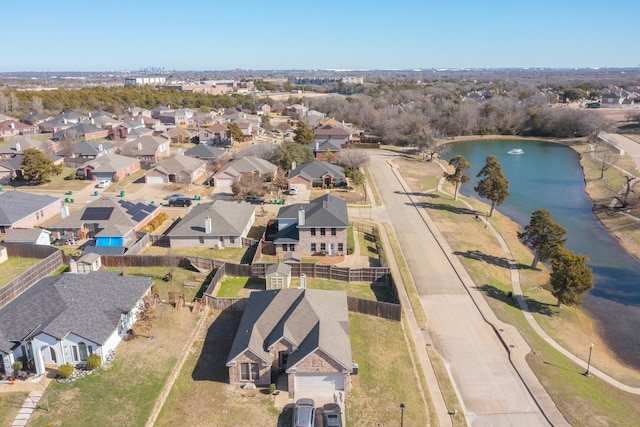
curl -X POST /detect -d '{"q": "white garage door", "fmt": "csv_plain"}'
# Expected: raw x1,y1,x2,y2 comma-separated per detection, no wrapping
146,175,165,184
295,373,344,391
215,178,233,187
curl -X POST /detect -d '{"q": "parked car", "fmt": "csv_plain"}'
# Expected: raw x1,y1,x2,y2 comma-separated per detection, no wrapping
323,403,342,427
245,195,265,205
293,398,315,427
169,197,192,207
289,186,298,195
164,193,185,201
96,180,111,188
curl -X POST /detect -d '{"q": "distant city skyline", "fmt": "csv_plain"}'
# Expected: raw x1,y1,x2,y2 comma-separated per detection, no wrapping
4,0,639,72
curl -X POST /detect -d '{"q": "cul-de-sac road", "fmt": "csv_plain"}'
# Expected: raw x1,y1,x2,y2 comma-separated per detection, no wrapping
368,151,567,426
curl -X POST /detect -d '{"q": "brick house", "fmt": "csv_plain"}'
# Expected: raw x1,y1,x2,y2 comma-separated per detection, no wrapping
0,120,36,139
226,288,352,395
0,191,62,234
76,153,140,181
271,194,348,259
118,136,170,167
288,160,346,190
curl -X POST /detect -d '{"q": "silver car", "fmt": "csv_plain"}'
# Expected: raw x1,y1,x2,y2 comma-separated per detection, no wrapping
292,398,315,427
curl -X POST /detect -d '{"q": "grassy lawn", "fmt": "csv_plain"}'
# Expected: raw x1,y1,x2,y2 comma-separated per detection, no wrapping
6,167,91,192
216,276,393,302
0,257,40,288
0,392,28,426
142,245,256,264
394,152,640,426
347,313,429,426
28,270,200,427
157,310,427,427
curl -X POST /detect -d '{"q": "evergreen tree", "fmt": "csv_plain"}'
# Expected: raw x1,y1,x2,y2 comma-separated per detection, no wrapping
550,246,594,307
227,122,244,143
273,140,313,170
443,155,472,201
20,148,62,184
474,155,509,216
518,209,567,268
293,120,315,144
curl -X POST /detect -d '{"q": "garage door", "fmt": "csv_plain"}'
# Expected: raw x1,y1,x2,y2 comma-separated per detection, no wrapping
215,178,233,187
295,373,344,391
146,175,165,184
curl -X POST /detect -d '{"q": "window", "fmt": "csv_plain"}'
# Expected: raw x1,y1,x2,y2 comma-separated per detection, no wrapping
241,362,260,380
289,244,296,251
72,346,79,362
199,236,204,244
230,237,235,244
78,342,88,361
320,228,326,236
320,243,326,252
338,243,344,252
311,228,316,236
331,228,336,236
311,243,316,252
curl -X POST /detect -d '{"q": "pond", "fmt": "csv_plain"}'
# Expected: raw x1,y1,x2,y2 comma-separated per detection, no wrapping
448,139,640,369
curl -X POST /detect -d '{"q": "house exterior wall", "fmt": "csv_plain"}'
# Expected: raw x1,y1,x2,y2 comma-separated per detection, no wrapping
169,235,244,249
228,351,271,386
288,176,312,190
275,227,347,258
287,349,351,392
8,199,62,231
266,272,291,290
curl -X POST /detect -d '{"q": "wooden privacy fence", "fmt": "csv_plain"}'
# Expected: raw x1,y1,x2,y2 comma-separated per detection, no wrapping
347,296,400,321
0,243,64,309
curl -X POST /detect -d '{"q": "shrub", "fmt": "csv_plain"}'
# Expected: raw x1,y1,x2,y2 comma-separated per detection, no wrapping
347,224,355,255
86,354,101,370
58,364,75,378
269,383,277,394
12,360,23,371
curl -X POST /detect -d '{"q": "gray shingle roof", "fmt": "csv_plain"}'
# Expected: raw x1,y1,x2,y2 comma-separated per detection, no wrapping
3,228,50,243
71,140,115,156
79,153,139,173
226,289,352,372
153,155,206,175
214,156,278,178
167,200,255,238
119,135,166,157
0,271,151,353
289,160,345,181
277,194,348,229
184,144,226,160
0,191,60,227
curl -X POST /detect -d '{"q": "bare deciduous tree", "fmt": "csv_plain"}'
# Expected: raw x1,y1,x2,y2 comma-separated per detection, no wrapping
235,143,275,160
592,144,619,179
339,148,370,170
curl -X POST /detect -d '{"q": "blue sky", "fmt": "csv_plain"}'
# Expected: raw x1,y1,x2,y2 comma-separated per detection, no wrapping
4,0,638,72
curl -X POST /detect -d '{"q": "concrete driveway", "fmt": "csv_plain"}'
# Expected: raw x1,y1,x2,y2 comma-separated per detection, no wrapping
368,151,551,426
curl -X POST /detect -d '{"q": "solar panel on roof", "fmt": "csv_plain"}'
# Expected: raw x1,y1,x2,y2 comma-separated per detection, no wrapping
81,207,114,221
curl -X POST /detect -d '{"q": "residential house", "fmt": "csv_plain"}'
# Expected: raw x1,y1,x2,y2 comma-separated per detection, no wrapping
271,194,348,259
0,120,36,139
3,228,52,245
256,104,271,116
158,109,193,126
308,139,342,160
145,155,207,184
167,200,255,249
47,196,159,251
300,110,326,129
0,136,60,160
288,160,345,190
265,263,292,290
197,123,230,145
53,122,109,141
226,288,352,394
113,119,150,140
150,105,173,119
65,140,116,162
602,92,623,106
184,144,226,161
0,191,61,234
234,120,253,141
313,124,351,144
213,156,278,187
285,104,308,119
20,113,50,126
38,112,82,133
118,136,170,168
0,271,151,376
76,152,140,181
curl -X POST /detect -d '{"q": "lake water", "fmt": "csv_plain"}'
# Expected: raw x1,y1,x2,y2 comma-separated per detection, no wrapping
448,139,640,369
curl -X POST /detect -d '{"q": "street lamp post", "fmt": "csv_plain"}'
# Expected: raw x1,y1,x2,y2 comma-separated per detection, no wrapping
400,403,405,427
583,342,594,377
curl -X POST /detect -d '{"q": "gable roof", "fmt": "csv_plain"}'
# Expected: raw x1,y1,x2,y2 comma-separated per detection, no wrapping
289,160,345,181
184,144,226,160
277,194,348,228
0,271,151,353
167,200,255,238
70,140,115,156
119,135,167,157
214,156,277,178
0,191,60,227
309,138,343,153
49,196,157,231
314,124,351,137
226,289,351,371
3,228,50,243
79,152,139,173
153,155,206,175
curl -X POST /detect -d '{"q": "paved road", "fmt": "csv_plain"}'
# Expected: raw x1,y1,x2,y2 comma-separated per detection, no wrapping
601,131,640,173
369,151,551,426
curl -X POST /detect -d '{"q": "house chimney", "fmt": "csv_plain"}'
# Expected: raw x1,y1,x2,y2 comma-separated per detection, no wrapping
99,143,104,152
205,216,212,234
88,112,92,118
140,117,144,124
298,207,305,226
15,142,21,152
315,141,319,152
91,117,95,125
137,142,142,151
300,273,306,289
10,122,15,129
61,204,69,218
63,118,67,124
291,160,296,171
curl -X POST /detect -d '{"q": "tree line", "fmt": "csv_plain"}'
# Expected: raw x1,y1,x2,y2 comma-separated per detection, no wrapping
446,154,594,308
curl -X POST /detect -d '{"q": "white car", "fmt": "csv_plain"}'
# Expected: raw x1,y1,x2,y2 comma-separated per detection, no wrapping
96,180,111,188
289,186,298,195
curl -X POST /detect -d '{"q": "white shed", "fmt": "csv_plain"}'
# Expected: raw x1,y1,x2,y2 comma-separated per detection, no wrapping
265,263,292,290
